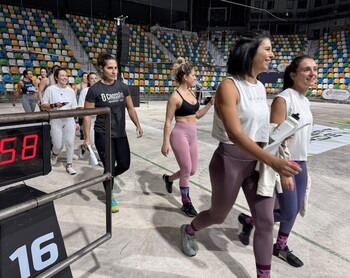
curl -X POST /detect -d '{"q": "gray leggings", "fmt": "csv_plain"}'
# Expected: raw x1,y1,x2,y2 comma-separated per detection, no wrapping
191,143,275,265
50,118,76,164
21,94,37,112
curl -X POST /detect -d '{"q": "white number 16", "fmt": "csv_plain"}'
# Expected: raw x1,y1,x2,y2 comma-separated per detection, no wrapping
9,232,59,278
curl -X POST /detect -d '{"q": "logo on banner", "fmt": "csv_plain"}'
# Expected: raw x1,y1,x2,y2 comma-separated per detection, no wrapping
277,63,289,72
322,89,350,101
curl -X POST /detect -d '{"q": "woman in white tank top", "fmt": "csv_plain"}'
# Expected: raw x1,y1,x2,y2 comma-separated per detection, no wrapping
179,31,302,278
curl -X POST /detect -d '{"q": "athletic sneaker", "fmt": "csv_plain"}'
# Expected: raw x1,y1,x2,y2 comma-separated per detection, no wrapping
238,213,254,246
273,243,304,267
162,174,173,193
111,195,120,213
66,163,77,175
79,145,86,159
51,152,58,165
181,203,198,217
180,224,196,257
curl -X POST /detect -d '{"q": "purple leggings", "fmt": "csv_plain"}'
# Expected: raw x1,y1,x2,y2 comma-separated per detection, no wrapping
169,121,198,188
192,143,275,265
274,161,308,234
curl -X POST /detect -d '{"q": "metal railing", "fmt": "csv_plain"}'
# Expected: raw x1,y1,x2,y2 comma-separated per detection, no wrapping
0,107,113,277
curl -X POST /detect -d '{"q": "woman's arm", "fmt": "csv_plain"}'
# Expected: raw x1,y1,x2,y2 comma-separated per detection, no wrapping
12,81,23,106
125,95,143,137
216,79,300,177
196,97,214,119
83,101,94,146
161,93,177,157
37,78,48,103
271,96,295,191
270,97,286,125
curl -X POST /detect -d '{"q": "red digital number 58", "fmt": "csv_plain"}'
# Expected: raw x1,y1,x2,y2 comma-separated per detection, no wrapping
0,135,38,165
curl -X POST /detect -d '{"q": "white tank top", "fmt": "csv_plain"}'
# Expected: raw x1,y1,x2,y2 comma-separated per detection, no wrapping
276,88,313,160
212,76,270,144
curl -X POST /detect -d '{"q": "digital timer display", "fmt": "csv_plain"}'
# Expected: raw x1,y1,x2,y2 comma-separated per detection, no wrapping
0,122,51,187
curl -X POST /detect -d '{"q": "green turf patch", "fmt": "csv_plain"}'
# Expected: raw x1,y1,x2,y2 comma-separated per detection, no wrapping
332,120,350,125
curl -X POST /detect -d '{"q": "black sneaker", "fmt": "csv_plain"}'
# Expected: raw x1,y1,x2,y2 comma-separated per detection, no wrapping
273,243,304,267
238,213,254,246
181,203,198,217
162,174,173,193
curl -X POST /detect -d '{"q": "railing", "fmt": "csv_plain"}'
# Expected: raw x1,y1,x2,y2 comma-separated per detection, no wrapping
0,107,113,277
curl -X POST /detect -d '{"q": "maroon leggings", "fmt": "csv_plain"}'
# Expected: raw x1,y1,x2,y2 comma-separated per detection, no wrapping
191,142,275,265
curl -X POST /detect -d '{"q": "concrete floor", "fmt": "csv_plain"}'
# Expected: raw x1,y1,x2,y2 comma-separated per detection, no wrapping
1,100,350,278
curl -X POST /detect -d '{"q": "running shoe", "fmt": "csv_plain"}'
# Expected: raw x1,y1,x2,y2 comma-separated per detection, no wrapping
238,213,254,246
79,145,86,159
180,224,196,257
51,152,58,165
181,203,198,217
66,163,77,175
162,174,173,193
111,195,120,213
273,243,304,267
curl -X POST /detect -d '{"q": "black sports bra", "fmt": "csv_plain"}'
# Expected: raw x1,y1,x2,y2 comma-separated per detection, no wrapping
174,90,200,117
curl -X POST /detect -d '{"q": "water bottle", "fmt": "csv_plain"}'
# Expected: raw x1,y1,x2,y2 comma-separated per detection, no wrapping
270,113,300,142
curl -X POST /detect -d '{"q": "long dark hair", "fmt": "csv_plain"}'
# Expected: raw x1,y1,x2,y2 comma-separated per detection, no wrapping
227,30,270,77
22,69,32,78
87,72,97,87
283,55,313,90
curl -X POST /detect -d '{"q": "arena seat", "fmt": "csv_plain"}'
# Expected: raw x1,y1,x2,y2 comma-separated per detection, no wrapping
66,13,118,66
0,4,82,95
314,30,350,94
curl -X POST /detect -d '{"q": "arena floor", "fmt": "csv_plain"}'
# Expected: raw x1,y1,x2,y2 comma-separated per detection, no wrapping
1,100,350,278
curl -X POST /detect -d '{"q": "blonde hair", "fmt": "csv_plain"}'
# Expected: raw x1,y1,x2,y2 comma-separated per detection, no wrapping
172,57,194,84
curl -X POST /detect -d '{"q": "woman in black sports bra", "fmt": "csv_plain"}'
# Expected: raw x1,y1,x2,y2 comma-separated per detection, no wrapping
161,57,214,217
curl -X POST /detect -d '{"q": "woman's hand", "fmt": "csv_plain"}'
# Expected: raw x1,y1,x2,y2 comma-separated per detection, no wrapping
83,138,90,149
280,175,294,191
209,96,215,105
270,157,302,177
136,127,143,138
161,143,169,157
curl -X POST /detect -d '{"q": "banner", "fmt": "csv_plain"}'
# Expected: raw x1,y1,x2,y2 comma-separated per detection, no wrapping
322,89,350,101
308,124,350,155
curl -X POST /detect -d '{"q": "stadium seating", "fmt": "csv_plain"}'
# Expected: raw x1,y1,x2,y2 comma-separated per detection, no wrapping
66,14,118,65
0,3,349,102
0,4,82,96
314,30,350,94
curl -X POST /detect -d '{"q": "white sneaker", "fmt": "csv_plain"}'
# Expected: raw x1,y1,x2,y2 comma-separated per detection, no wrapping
79,145,86,159
66,163,77,175
51,152,58,165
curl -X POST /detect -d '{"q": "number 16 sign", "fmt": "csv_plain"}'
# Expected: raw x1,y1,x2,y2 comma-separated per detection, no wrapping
0,185,72,278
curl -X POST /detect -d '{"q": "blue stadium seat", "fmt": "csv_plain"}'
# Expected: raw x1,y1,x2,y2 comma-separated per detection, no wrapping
3,74,12,82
